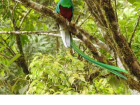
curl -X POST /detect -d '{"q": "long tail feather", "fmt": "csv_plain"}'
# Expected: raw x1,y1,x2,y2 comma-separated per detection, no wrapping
107,69,127,80
70,36,128,79
59,25,71,48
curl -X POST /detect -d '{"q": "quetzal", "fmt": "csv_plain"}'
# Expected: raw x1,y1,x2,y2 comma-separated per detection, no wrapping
56,0,74,47
56,0,128,79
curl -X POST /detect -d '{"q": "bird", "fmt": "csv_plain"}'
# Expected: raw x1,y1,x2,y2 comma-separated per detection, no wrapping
56,0,128,79
56,0,74,47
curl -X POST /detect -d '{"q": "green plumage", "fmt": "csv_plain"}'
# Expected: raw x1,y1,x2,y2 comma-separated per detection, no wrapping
70,37,128,80
56,0,74,13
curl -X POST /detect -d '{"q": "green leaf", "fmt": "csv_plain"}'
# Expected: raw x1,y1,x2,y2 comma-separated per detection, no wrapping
0,70,4,77
0,46,6,51
8,54,21,66
19,85,29,94
69,77,75,85
55,0,59,3
127,0,140,4
107,76,121,89
12,79,19,93
43,23,47,31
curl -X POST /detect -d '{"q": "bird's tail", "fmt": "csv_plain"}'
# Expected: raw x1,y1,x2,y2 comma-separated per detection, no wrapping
59,25,71,48
58,25,128,79
70,36,128,80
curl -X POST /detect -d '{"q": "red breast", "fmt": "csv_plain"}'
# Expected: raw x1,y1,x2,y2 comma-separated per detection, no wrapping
59,5,73,22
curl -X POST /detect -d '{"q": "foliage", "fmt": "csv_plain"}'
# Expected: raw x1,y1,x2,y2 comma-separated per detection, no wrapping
0,0,140,94
117,1,140,61
27,52,130,94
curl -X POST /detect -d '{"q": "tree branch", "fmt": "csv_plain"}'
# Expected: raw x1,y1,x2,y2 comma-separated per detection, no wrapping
0,30,113,56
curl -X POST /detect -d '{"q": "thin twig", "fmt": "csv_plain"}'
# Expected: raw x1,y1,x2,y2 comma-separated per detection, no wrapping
0,53,12,59
75,13,82,24
0,36,16,56
19,8,32,28
79,14,91,27
0,11,9,22
74,3,85,24
129,15,140,47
